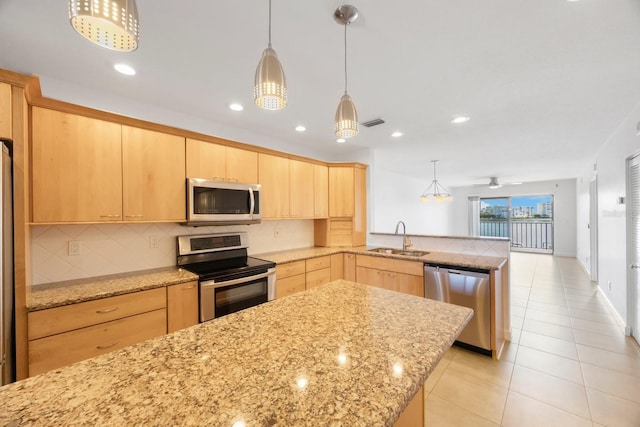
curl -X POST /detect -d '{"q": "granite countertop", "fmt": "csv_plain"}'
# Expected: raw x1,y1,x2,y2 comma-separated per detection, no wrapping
256,246,507,271
27,267,198,312
1,280,472,426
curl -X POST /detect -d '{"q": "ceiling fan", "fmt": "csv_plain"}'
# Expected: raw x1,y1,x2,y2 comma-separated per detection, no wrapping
472,177,522,189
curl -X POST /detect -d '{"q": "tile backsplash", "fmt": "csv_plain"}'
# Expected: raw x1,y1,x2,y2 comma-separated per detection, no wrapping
31,220,314,285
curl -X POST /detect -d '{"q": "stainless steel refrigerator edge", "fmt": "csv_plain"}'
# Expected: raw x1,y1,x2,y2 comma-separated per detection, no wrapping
424,263,491,355
0,140,14,385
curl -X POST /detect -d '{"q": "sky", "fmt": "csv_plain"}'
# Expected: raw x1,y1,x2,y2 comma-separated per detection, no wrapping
481,195,553,208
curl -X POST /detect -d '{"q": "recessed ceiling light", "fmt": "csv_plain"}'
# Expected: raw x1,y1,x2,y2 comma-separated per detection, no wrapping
229,103,244,112
451,116,470,124
295,125,306,132
391,131,403,138
114,63,136,76
337,138,346,143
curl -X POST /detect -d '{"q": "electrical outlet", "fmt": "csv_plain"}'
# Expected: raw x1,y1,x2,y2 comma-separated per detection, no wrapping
68,240,81,256
607,281,612,291
149,236,160,249
274,226,281,238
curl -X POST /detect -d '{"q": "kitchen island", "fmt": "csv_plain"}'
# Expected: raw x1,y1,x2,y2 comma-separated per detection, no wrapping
2,280,472,426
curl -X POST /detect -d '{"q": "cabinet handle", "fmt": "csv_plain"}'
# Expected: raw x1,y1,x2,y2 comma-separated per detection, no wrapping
182,284,196,290
96,307,119,314
96,340,120,350
213,176,225,181
387,273,396,278
125,215,144,218
100,215,121,219
228,177,239,183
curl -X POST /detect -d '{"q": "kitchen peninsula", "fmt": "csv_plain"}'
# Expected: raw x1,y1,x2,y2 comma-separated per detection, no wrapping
1,281,472,426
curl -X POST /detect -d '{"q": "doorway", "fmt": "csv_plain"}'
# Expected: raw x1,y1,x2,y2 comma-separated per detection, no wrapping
480,195,554,254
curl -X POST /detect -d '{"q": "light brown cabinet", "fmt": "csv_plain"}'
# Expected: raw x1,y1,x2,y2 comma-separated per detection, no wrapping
0,82,11,139
27,288,167,376
31,108,186,223
356,255,424,297
315,163,367,247
186,138,258,184
122,126,186,222
344,253,357,281
305,255,331,289
31,107,123,222
276,260,306,299
314,164,329,218
394,387,424,427
258,153,290,219
330,253,344,280
289,159,314,218
167,281,199,333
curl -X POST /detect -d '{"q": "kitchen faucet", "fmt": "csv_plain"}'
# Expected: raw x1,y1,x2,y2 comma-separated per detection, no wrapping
394,221,413,251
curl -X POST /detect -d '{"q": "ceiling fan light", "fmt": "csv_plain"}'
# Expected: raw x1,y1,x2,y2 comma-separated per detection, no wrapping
68,0,139,52
335,93,359,138
254,47,287,110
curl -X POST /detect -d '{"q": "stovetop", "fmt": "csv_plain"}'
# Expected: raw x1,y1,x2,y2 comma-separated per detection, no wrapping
180,255,275,281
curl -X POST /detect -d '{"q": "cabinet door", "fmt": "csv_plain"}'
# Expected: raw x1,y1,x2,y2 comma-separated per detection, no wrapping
356,266,386,289
167,281,199,333
330,253,344,280
258,153,290,218
353,165,367,246
289,159,314,218
329,166,354,217
0,82,11,139
186,138,225,180
306,268,331,289
314,164,329,218
122,126,186,221
344,253,356,281
31,108,122,222
276,274,306,299
226,146,258,184
384,272,424,297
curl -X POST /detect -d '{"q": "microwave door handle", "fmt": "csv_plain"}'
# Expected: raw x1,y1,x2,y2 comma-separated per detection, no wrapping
201,271,273,289
249,188,255,219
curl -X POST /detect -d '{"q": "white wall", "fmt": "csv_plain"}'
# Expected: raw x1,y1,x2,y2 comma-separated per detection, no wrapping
576,169,595,275
369,152,454,236
450,179,577,257
31,220,314,285
576,101,640,327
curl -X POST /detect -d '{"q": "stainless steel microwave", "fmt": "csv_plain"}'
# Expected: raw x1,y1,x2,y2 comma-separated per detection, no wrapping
185,178,261,226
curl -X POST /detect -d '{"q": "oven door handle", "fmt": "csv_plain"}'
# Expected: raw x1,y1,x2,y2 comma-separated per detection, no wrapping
201,271,273,289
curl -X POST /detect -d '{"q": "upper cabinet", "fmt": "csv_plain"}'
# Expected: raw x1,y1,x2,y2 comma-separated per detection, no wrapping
32,108,123,223
289,159,314,218
314,164,329,218
0,82,11,140
258,153,290,219
122,126,185,222
329,166,355,217
31,108,186,223
186,138,258,184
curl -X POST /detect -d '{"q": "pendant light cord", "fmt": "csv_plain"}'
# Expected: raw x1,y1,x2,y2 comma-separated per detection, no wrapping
268,0,272,48
344,23,348,94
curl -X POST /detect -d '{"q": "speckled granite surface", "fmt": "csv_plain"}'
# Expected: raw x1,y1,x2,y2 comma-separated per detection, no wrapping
27,267,198,312
2,280,473,427
256,246,507,271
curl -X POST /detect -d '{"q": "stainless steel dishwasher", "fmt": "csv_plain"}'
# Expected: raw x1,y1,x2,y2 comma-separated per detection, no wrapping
424,263,491,356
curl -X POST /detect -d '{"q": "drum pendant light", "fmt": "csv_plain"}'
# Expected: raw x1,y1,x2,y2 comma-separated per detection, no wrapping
254,0,287,110
68,0,139,52
334,5,359,139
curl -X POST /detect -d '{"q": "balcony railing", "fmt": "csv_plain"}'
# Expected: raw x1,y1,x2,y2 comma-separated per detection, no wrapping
480,219,553,253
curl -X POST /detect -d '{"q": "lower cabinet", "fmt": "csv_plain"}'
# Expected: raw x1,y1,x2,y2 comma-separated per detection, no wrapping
276,260,306,299
394,386,424,427
167,281,199,333
356,255,424,297
305,255,331,289
27,286,171,377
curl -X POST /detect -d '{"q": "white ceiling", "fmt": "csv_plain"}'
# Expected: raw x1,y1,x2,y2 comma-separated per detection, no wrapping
1,0,640,187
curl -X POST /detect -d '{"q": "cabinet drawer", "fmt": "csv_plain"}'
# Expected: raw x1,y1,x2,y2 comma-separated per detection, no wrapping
29,308,167,376
306,268,331,289
356,255,423,276
28,287,167,340
276,274,306,299
306,255,331,272
276,260,306,279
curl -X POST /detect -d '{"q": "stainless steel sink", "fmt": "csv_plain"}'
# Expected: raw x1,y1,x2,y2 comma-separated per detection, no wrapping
367,247,430,257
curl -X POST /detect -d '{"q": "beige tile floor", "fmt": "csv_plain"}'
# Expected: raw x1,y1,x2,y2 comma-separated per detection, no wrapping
424,252,640,427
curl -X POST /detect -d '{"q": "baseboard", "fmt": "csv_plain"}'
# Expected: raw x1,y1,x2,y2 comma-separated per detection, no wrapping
553,251,577,257
596,286,629,336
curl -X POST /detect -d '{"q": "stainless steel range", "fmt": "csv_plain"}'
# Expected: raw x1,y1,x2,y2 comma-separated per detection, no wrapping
177,232,276,322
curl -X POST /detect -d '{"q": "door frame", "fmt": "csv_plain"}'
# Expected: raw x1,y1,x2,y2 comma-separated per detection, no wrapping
626,152,639,340
589,175,598,282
